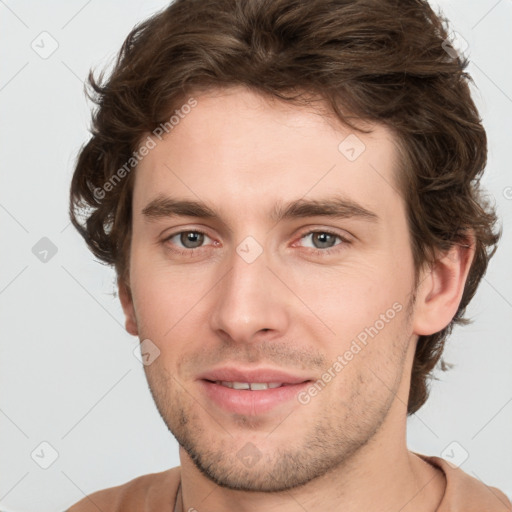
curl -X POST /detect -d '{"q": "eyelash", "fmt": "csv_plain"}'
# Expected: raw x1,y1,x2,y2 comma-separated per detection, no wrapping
162,230,214,257
162,229,351,257
296,230,351,257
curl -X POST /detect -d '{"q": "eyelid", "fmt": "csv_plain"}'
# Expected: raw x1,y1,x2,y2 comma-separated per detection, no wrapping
161,225,213,240
161,226,352,255
294,226,353,242
161,231,213,259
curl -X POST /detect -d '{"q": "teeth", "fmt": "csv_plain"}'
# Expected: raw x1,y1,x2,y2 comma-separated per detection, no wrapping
233,382,250,390
249,383,269,390
216,381,284,390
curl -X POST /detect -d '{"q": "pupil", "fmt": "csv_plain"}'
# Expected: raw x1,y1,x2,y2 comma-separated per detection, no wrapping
181,232,204,248
315,232,334,249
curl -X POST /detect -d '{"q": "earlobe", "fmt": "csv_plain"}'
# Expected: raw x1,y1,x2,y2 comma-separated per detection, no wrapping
118,277,139,336
412,232,476,336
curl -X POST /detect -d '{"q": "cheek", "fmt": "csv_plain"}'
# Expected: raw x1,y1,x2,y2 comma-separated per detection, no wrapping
129,248,217,345
288,256,402,325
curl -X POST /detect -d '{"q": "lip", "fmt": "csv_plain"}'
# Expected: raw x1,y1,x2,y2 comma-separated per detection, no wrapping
197,366,312,385
197,366,313,416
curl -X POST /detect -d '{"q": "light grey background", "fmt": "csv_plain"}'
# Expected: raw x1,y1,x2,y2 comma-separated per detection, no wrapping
0,1,511,510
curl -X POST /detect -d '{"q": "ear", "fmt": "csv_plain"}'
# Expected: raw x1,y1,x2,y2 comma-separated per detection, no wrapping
412,231,476,336
118,277,139,336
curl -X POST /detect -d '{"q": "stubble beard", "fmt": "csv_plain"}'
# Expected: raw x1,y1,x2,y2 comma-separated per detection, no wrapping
144,346,409,492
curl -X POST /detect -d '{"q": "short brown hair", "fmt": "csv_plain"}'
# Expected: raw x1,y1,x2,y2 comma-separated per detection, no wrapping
69,0,501,415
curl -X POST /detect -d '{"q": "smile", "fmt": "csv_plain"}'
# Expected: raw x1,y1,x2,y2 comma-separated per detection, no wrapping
214,381,285,390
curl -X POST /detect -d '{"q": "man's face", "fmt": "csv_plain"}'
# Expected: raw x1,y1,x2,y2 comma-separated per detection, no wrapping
124,86,419,491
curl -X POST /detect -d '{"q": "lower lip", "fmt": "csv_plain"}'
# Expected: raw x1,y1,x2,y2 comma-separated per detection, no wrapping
199,380,311,415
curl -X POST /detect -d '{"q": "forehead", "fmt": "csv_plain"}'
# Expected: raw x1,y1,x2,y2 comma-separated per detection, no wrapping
132,86,403,225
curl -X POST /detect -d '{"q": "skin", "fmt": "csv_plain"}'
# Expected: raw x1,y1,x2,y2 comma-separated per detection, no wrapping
119,85,475,512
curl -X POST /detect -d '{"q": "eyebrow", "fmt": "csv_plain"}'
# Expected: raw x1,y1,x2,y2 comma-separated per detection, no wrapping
141,194,380,224
270,195,379,224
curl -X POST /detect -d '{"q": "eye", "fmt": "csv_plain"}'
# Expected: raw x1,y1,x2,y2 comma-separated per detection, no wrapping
296,230,350,255
162,228,350,258
300,231,341,249
163,230,214,253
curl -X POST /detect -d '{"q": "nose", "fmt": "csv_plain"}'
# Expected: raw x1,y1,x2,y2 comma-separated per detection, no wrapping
209,242,290,345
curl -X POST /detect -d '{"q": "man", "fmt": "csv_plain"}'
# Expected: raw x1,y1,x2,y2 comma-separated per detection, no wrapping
66,0,510,510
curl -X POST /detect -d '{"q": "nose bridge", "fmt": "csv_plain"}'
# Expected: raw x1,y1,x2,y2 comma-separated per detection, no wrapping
209,237,289,342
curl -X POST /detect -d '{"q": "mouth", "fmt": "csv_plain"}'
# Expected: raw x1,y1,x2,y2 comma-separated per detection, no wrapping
197,367,313,415
209,381,288,390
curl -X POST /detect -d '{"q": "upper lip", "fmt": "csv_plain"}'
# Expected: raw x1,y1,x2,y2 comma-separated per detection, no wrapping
198,366,312,384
